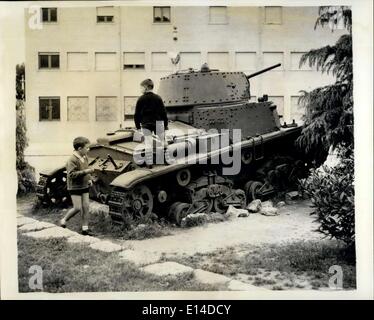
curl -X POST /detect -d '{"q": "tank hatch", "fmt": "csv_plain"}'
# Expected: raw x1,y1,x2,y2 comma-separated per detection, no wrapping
158,65,250,108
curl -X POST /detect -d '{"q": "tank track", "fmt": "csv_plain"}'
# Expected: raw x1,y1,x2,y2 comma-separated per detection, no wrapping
35,170,70,206
107,189,126,224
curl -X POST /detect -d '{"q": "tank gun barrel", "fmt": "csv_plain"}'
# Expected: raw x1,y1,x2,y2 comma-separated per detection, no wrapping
246,63,281,79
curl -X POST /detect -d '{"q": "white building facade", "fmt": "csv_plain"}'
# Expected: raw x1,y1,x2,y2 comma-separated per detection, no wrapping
24,5,345,159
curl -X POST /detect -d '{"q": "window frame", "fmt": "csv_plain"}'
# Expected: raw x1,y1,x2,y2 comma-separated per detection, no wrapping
38,53,60,70
123,96,139,119
95,96,118,121
264,6,283,25
96,15,114,23
67,96,89,122
41,8,58,23
95,52,118,71
39,97,61,121
209,6,228,25
67,52,89,71
96,6,115,23
123,52,146,70
153,6,171,23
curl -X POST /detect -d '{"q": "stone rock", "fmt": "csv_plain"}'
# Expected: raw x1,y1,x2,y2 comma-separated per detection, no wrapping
119,249,161,267
24,226,78,239
260,201,279,216
260,207,279,216
246,199,262,213
228,280,267,291
226,205,249,218
17,216,38,227
208,212,227,222
89,240,122,252
193,269,230,285
19,221,55,232
67,235,100,245
276,201,286,208
181,213,208,228
141,261,193,277
238,212,249,218
285,191,299,201
261,200,274,208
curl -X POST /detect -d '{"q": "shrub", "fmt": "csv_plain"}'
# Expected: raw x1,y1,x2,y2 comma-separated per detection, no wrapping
16,99,37,195
301,147,354,246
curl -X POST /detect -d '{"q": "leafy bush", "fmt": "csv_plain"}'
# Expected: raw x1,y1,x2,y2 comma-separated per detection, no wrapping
301,148,354,246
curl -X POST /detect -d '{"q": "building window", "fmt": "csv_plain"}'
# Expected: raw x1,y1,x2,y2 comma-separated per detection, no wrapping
207,52,230,71
268,96,284,118
96,97,117,121
265,7,282,24
41,8,57,22
123,52,145,70
38,53,60,69
235,52,257,71
153,7,171,23
39,97,60,121
95,52,117,71
124,96,138,118
179,52,201,70
209,7,228,24
262,52,284,69
151,52,172,71
67,97,89,121
290,52,313,71
67,52,89,71
97,7,114,23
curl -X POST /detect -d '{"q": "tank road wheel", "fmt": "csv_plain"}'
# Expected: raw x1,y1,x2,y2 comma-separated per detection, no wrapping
168,202,190,226
108,184,153,224
36,170,70,207
244,181,264,202
176,169,191,187
126,184,154,220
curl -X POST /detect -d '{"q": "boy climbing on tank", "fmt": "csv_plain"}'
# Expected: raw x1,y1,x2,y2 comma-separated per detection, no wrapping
134,78,169,168
60,136,95,236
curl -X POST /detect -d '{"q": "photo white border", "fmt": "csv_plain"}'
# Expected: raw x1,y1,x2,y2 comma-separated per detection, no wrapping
0,0,372,300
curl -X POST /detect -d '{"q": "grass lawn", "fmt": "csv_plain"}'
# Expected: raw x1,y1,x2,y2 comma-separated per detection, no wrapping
169,240,356,290
18,232,221,293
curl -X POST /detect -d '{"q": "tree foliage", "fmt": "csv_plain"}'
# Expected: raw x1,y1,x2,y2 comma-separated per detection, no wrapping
298,7,355,247
16,63,36,194
296,6,353,164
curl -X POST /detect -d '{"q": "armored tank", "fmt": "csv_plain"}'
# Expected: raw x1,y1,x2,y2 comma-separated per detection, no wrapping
36,63,307,225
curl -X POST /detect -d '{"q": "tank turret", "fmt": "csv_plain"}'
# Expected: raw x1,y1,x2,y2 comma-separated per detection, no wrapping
158,63,282,138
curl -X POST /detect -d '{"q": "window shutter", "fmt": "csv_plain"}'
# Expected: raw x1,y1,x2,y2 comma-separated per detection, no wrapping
95,53,117,71
207,52,229,71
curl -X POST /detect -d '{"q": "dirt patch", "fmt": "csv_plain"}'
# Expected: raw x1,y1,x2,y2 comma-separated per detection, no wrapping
123,200,321,256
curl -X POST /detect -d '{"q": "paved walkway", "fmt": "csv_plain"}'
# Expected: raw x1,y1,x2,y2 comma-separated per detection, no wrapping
17,215,265,291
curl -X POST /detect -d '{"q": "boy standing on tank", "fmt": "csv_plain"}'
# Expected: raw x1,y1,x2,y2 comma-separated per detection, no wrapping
134,78,169,168
60,136,95,235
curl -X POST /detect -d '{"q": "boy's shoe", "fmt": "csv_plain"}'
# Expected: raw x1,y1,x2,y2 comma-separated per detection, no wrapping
59,220,66,228
81,229,95,236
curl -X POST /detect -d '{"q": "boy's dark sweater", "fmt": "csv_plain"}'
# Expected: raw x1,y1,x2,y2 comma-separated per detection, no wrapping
134,92,168,130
